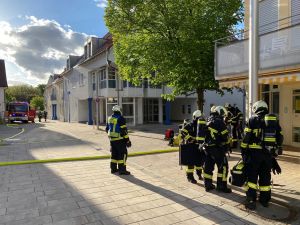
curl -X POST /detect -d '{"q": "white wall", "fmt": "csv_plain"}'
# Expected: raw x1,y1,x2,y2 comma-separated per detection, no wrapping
170,98,198,121
78,100,88,122
203,89,244,117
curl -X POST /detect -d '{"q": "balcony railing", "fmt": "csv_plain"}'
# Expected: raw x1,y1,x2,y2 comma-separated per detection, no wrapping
215,22,300,79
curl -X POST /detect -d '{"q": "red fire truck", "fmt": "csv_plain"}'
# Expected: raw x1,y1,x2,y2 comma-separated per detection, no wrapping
6,102,35,123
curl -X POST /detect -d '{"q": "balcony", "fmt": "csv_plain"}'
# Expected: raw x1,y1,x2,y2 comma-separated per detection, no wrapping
215,23,300,80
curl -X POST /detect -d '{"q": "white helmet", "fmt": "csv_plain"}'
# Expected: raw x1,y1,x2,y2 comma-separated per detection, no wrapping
252,100,268,114
215,106,228,117
224,103,231,108
193,110,202,119
210,105,216,113
112,105,122,112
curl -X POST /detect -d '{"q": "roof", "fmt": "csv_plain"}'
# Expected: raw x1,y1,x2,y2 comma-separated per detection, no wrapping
0,59,8,87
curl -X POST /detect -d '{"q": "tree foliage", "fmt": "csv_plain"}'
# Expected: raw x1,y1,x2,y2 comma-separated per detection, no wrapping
30,96,44,110
5,84,46,104
105,0,243,109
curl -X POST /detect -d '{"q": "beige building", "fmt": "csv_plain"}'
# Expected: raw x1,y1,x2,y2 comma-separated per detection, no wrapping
215,0,300,147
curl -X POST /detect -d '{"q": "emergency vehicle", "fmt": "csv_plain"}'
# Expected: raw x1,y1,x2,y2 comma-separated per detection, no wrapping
6,102,35,123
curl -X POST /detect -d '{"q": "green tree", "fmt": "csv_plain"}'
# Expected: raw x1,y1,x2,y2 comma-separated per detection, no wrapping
36,84,46,96
30,96,44,111
5,85,38,103
105,0,243,110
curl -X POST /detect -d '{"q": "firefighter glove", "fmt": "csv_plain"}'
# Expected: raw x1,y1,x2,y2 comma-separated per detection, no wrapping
126,140,132,148
271,157,281,175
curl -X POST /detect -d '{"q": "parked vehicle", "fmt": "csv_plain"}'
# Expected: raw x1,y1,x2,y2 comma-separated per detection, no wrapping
6,102,35,123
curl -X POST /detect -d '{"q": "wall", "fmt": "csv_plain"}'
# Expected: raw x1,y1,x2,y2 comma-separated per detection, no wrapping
170,98,197,121
203,89,244,116
78,100,88,122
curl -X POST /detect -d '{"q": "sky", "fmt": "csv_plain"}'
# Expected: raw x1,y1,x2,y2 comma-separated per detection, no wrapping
0,0,109,86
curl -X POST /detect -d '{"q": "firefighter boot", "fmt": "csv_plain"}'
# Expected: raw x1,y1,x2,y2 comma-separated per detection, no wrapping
196,169,203,180
216,180,232,193
186,173,197,184
110,162,118,174
245,198,256,210
204,179,215,192
259,199,269,208
118,164,131,175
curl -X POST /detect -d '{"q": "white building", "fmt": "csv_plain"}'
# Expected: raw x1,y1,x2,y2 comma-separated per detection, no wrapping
0,60,8,120
45,33,243,125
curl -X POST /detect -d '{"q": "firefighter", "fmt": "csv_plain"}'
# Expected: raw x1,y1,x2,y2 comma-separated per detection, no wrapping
106,105,132,175
203,106,232,193
38,111,43,122
180,110,206,183
241,100,283,210
225,103,238,148
43,111,48,122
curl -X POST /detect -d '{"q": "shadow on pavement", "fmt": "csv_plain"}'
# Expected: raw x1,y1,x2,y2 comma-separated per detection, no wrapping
119,174,256,225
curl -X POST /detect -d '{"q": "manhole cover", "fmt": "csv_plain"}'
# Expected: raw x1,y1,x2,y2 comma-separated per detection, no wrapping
237,200,298,222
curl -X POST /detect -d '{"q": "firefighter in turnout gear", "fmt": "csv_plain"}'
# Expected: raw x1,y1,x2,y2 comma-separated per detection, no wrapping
106,105,132,175
203,106,232,193
225,103,242,148
241,100,283,210
180,110,206,183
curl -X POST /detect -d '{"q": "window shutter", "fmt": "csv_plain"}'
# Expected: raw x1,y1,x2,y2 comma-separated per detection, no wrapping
259,0,279,34
292,0,300,25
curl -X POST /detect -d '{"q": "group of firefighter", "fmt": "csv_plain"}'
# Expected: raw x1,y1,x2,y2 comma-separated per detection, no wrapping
105,100,283,211
179,100,283,210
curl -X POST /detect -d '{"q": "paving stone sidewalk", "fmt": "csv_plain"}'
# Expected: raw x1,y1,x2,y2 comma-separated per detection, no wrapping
0,149,299,225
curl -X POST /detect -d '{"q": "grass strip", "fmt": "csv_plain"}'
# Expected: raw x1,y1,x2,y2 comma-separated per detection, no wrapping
0,148,179,167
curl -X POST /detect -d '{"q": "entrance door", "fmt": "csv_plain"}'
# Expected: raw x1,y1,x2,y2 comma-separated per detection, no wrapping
261,84,279,114
143,99,159,123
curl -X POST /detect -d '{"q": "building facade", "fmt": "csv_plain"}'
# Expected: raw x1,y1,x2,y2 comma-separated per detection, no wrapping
0,60,8,120
45,33,243,126
215,0,300,146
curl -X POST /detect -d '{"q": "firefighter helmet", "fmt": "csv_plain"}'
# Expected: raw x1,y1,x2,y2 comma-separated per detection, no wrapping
215,106,228,117
112,105,122,112
224,103,231,108
193,110,202,119
252,100,268,114
210,105,216,113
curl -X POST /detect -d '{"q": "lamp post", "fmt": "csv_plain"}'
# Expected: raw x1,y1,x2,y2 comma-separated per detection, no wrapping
249,0,259,117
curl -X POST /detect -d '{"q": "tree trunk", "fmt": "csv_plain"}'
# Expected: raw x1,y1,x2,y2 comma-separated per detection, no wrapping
196,88,204,111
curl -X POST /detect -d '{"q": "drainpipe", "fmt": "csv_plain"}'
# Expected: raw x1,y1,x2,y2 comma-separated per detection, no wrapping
249,0,259,117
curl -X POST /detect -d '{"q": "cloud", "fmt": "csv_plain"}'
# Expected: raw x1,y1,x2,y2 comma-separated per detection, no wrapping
0,16,87,82
94,0,107,8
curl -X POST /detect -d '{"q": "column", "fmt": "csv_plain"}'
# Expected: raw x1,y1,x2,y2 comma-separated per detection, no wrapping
158,98,163,124
165,101,171,125
88,97,93,125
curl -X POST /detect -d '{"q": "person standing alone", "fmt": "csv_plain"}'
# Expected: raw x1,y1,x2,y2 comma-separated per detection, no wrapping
106,105,132,175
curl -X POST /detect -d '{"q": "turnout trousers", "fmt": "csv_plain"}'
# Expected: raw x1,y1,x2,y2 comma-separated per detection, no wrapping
246,150,272,203
110,140,128,172
203,147,229,188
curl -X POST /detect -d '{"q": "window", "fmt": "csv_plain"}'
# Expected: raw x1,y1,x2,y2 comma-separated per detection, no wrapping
259,0,279,35
261,84,279,114
187,105,191,114
92,73,96,91
293,89,300,113
122,97,134,124
182,105,185,114
292,0,300,25
78,73,84,86
108,67,116,88
98,68,107,89
107,97,118,103
293,127,300,142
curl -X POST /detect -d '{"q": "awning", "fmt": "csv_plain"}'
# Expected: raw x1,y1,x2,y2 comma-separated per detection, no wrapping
219,73,300,89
